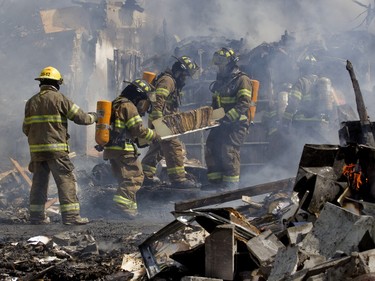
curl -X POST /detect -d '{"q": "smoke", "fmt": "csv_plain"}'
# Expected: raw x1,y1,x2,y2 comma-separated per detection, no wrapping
2,0,375,208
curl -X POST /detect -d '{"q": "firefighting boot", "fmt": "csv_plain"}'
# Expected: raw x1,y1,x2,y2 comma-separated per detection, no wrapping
63,216,89,225
142,176,161,187
220,182,240,191
30,216,51,225
201,181,224,191
170,179,196,189
112,203,139,220
30,212,50,225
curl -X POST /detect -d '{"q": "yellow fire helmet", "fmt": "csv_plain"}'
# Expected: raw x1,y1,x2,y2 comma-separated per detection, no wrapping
35,66,64,85
212,47,239,67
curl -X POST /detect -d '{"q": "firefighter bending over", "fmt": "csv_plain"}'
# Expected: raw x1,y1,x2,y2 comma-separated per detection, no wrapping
100,79,160,219
204,48,253,190
141,56,200,189
282,55,337,134
23,66,98,225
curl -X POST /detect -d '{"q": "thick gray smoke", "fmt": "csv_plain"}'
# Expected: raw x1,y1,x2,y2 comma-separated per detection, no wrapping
1,0,374,190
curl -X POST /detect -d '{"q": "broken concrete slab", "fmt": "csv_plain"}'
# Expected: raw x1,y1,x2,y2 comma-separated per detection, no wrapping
287,222,313,245
300,202,375,258
205,224,236,280
267,245,299,281
246,229,285,267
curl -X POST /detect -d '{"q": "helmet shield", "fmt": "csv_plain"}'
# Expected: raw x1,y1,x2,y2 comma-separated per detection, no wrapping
212,48,239,67
174,56,200,79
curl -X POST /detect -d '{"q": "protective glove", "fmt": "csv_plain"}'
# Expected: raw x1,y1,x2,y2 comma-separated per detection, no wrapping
94,144,104,152
88,112,98,123
219,115,231,125
153,132,162,143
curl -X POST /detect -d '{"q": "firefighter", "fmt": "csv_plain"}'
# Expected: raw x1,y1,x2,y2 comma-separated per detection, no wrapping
204,48,253,190
23,66,98,225
141,56,200,188
100,79,160,219
282,55,336,132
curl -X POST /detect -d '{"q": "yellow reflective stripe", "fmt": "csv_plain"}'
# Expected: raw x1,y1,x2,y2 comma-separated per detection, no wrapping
66,104,80,119
30,204,45,212
227,108,240,121
219,96,236,104
207,172,222,181
263,110,277,118
239,114,248,121
237,89,252,99
268,127,278,136
113,195,137,209
24,115,67,124
60,203,80,213
142,164,157,173
283,112,294,120
212,92,221,107
155,88,170,97
303,94,312,102
149,110,163,121
126,115,142,128
223,175,240,183
30,143,69,152
115,119,126,129
145,128,154,141
294,116,324,122
104,143,135,151
290,90,302,100
167,166,185,175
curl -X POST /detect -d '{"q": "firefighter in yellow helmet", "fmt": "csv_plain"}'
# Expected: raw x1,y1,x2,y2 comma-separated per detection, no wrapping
23,66,98,225
141,56,200,188
204,48,253,190
100,79,160,219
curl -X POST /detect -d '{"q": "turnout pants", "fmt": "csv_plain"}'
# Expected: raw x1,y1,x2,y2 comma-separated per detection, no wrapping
205,121,249,185
141,137,187,183
110,155,144,210
29,156,81,222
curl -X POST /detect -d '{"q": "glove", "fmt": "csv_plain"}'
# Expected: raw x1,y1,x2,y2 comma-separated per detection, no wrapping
153,132,162,143
88,112,98,123
94,144,104,152
219,115,231,125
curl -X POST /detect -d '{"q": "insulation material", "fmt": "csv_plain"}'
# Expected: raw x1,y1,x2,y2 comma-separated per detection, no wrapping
161,106,214,135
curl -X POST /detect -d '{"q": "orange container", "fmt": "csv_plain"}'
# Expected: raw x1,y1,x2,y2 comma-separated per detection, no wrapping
248,79,260,122
142,71,156,84
95,100,112,146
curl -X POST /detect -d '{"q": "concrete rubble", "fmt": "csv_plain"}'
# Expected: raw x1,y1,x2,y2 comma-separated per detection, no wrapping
3,152,375,280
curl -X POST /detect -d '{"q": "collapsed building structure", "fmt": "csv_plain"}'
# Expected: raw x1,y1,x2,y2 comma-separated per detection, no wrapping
3,0,375,279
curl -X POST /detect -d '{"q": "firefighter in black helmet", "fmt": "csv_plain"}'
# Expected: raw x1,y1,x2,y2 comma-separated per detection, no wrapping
102,79,160,219
141,55,200,189
204,48,253,190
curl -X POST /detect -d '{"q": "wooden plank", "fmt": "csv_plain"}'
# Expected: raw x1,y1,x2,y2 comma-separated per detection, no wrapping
174,177,295,211
0,169,16,181
9,157,32,187
45,198,58,210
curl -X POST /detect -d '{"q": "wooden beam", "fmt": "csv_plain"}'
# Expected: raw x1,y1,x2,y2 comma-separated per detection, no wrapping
45,198,58,210
9,157,32,187
174,177,295,212
0,169,16,181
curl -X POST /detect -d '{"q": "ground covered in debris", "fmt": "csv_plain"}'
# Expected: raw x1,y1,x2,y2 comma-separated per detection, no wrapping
0,156,174,280
0,219,167,280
